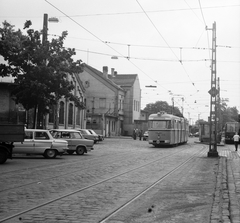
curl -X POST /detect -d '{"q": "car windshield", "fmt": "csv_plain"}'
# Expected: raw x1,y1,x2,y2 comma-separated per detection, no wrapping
149,120,171,129
82,129,91,134
88,130,97,135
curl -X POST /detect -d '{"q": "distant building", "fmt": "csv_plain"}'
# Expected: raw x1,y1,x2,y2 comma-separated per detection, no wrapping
46,73,86,130
109,69,141,136
79,64,125,136
0,62,142,136
134,110,149,133
0,75,87,129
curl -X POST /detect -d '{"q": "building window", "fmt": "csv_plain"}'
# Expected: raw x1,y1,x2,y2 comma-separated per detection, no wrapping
68,103,73,125
76,107,80,125
49,105,54,123
99,98,106,108
59,101,64,124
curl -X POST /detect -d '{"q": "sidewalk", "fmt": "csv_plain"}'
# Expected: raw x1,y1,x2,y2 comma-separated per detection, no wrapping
211,146,240,223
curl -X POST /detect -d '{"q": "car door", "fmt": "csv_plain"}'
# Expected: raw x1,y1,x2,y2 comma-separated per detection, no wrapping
33,131,52,154
13,131,35,154
61,132,74,150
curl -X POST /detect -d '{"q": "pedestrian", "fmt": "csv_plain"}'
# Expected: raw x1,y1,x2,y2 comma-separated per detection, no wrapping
133,129,137,140
232,132,240,151
139,130,143,141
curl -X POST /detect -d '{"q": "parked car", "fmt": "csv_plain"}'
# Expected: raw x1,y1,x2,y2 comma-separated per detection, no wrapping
13,129,68,158
143,131,149,141
76,129,99,144
194,132,199,137
88,129,104,142
50,129,94,155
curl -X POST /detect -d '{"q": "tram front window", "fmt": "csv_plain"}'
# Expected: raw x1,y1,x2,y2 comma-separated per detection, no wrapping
149,120,171,129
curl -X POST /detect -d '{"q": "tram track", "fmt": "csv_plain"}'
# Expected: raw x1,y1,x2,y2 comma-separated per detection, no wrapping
0,139,153,176
99,146,208,223
0,144,191,192
0,144,207,222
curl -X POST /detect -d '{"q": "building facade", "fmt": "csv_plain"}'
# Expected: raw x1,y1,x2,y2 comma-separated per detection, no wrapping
79,64,125,137
46,73,86,130
109,71,141,136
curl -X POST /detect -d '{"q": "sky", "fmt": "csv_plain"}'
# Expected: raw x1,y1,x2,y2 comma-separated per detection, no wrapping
0,0,240,124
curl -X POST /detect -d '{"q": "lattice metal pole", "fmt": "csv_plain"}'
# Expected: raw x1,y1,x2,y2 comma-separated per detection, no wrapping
208,22,219,157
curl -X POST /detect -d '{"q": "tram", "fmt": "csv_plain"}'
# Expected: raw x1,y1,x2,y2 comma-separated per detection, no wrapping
148,111,189,147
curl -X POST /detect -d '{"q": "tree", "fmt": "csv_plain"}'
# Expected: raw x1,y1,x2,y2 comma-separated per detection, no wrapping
143,100,183,117
0,21,84,128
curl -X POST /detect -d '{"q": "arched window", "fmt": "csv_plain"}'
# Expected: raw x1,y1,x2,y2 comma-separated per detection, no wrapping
59,101,65,124
76,107,80,125
68,103,73,125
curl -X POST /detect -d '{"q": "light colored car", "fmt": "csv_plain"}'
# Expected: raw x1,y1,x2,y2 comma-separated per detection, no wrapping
76,129,99,144
143,131,149,141
50,129,94,155
13,129,68,158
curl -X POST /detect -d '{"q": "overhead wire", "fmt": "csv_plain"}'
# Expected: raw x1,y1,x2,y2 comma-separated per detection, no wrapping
183,0,204,24
69,47,211,62
135,0,199,93
57,4,240,18
45,0,238,116
198,0,211,60
45,0,170,93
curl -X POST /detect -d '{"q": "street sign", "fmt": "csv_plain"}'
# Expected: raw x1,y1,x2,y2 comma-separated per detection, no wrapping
208,87,219,97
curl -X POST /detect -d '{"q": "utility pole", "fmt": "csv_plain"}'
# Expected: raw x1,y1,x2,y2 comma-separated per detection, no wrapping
207,22,219,157
217,77,221,132
42,14,48,44
172,97,174,115
34,14,48,129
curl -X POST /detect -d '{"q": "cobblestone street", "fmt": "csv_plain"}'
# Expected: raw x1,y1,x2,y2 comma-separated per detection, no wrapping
0,137,239,223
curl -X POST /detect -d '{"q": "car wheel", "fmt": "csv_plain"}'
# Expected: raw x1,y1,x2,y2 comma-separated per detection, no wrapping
0,150,8,164
67,151,74,155
76,146,85,155
44,149,57,159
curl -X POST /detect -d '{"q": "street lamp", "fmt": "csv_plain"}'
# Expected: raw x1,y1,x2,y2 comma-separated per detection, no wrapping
42,13,59,44
42,13,60,129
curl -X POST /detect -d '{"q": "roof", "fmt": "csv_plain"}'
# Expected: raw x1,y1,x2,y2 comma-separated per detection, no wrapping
26,129,49,132
110,74,138,87
50,129,79,132
83,63,124,91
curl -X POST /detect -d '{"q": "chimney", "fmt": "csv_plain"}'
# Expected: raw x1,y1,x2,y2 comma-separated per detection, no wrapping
111,68,115,77
103,66,108,79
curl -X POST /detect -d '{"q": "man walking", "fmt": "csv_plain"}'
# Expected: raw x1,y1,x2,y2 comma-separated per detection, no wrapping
233,132,240,151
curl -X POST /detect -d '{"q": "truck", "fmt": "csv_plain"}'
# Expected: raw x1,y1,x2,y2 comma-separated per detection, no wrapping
0,124,25,164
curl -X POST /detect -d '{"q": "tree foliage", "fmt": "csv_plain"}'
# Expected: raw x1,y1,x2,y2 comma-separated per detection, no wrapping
220,101,239,128
0,20,84,116
143,100,183,117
